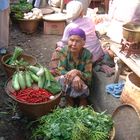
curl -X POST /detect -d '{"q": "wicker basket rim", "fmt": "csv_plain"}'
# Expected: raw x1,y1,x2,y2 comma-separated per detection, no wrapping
112,103,140,120
17,18,41,21
126,72,140,89
110,126,115,140
1,53,37,68
123,22,140,32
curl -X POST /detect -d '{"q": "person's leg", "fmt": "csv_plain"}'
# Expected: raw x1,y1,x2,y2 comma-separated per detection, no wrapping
69,78,90,106
104,0,109,13
66,96,74,106
0,8,9,48
79,97,88,106
57,75,90,107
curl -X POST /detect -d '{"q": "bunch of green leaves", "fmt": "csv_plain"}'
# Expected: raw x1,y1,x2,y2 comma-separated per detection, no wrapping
6,47,23,65
44,68,62,94
10,0,33,19
31,107,114,140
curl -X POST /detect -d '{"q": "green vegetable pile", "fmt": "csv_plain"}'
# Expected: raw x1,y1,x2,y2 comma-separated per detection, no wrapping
31,107,114,140
5,47,29,67
10,0,33,20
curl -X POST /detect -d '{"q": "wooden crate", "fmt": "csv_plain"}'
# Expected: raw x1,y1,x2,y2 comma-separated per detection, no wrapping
43,20,66,35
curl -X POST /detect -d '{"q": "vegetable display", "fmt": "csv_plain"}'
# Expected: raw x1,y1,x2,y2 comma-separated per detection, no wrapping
10,0,33,20
28,65,62,94
31,107,114,140
10,0,42,20
11,65,61,103
8,47,61,95
7,47,61,95
11,65,61,94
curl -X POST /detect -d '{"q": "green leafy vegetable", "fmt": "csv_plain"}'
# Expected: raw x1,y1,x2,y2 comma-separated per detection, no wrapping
44,68,61,94
6,47,23,65
31,107,114,140
10,0,33,20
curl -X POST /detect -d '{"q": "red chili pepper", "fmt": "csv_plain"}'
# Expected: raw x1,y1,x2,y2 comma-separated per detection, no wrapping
12,88,53,103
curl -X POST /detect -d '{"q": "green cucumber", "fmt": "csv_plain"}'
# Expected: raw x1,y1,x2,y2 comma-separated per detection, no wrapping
44,69,51,87
25,71,32,88
18,71,26,89
29,70,39,83
38,74,45,88
28,65,40,74
44,68,55,81
36,67,44,76
12,73,20,91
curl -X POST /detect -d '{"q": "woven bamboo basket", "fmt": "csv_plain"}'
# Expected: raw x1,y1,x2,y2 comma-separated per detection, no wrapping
5,79,62,120
1,53,37,77
122,72,140,93
121,72,140,111
110,126,115,140
17,18,41,34
112,104,140,139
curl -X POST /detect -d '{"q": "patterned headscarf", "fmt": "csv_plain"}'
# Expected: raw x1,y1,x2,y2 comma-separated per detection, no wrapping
69,27,86,40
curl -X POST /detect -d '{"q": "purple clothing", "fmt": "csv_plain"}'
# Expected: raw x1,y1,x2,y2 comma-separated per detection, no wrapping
59,17,104,63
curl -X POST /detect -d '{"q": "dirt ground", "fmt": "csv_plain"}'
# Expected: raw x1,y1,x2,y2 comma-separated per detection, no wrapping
0,23,62,140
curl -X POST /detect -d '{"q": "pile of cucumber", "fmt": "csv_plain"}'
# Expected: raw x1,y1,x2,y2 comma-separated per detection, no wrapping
12,65,55,92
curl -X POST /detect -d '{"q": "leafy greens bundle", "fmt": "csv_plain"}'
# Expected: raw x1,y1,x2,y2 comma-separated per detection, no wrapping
31,106,114,140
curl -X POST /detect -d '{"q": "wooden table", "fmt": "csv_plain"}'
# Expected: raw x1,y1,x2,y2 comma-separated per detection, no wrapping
110,42,140,82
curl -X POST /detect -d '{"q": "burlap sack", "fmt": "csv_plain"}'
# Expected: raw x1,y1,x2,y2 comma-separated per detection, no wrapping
120,72,140,111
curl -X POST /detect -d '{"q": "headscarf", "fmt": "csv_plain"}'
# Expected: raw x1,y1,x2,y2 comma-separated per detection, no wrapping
69,27,86,40
66,1,84,21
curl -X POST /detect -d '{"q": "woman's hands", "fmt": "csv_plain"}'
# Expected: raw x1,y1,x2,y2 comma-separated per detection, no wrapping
56,41,64,51
72,76,83,91
65,69,82,90
55,46,62,51
65,69,81,83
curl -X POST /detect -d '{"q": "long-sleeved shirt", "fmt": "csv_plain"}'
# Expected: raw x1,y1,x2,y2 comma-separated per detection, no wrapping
58,16,104,63
57,46,93,86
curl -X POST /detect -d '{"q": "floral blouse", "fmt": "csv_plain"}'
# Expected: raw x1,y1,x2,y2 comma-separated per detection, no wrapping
57,46,93,86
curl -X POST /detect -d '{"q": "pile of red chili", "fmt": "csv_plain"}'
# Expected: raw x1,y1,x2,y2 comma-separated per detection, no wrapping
12,88,53,103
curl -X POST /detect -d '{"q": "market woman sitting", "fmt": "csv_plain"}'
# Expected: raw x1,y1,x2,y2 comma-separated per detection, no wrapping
52,27,93,107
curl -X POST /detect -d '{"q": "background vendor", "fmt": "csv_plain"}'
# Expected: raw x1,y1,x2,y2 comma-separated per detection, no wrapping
0,0,9,48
